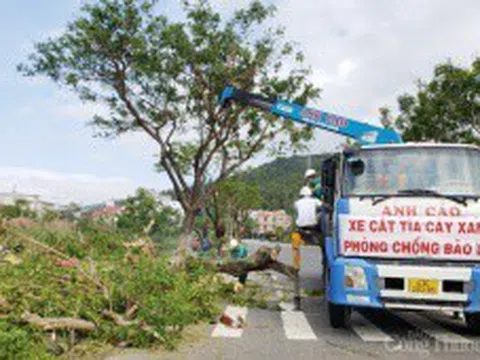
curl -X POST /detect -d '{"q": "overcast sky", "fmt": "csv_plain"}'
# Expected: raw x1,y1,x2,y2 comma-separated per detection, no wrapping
1,0,479,204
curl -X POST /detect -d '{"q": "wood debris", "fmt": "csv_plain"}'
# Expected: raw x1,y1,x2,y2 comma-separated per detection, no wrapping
22,312,96,332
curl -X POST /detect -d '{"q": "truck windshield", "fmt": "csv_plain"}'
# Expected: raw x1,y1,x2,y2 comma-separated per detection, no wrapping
344,147,480,197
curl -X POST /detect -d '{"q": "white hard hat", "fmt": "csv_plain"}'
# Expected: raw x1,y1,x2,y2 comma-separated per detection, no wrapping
304,169,316,179
229,238,239,250
300,186,312,197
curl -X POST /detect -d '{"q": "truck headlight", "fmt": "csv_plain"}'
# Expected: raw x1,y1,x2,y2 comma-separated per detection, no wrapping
344,265,367,289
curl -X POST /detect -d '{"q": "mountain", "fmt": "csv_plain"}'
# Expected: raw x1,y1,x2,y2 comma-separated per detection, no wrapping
238,154,332,214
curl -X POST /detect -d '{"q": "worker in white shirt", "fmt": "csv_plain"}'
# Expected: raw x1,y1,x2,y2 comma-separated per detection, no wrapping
294,186,323,232
291,186,324,310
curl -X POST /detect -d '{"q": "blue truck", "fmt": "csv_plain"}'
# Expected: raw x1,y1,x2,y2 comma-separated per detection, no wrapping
219,86,480,333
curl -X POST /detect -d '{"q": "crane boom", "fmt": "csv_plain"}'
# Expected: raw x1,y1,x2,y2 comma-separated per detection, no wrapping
218,86,403,145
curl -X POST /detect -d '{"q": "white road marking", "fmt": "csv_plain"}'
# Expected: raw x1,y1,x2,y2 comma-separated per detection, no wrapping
279,301,295,312
281,310,317,340
397,312,472,344
351,312,394,342
211,306,248,338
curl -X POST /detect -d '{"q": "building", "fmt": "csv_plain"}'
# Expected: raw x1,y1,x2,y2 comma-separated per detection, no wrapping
249,209,293,235
83,192,184,225
0,191,55,214
89,204,124,220
82,199,124,224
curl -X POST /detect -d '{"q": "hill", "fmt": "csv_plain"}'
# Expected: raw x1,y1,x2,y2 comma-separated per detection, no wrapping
238,154,332,214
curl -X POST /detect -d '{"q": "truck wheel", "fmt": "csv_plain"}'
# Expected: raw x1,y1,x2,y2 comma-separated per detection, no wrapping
466,313,480,335
328,302,351,328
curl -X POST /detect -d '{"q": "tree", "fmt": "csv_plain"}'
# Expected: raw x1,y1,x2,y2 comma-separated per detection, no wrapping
274,225,286,242
60,202,82,222
0,200,37,220
19,0,320,247
116,187,181,239
386,58,480,144
41,208,61,223
206,179,263,238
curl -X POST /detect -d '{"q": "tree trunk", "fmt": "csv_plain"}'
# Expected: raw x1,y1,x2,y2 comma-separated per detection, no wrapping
201,245,297,279
179,209,196,249
205,191,226,243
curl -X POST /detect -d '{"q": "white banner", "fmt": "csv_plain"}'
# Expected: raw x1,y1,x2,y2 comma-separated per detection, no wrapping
338,215,480,260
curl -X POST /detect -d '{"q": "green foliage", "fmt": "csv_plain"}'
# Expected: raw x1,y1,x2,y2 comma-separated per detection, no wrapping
274,226,286,242
242,217,259,237
40,209,61,223
0,221,222,357
217,179,262,220
0,321,52,360
239,154,330,213
116,188,182,242
386,57,480,144
59,202,82,222
206,178,263,238
19,0,320,231
0,200,38,220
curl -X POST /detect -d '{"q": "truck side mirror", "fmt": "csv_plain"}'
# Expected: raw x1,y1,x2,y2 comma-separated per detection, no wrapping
347,157,365,176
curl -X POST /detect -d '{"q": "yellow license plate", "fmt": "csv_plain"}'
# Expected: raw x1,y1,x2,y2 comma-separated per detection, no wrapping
408,278,439,294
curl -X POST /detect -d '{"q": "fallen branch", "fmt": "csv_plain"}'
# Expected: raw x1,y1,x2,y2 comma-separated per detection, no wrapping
5,227,111,302
102,310,163,340
126,304,138,319
22,312,95,332
123,238,155,257
102,310,139,327
5,227,69,260
0,296,9,311
0,296,8,305
203,245,297,279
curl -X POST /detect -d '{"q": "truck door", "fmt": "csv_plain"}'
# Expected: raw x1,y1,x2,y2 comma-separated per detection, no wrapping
321,155,339,237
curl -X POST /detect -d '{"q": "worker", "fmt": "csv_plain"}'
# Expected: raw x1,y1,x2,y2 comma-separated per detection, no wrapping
294,186,323,235
229,238,248,291
291,186,323,310
304,169,322,199
200,221,213,252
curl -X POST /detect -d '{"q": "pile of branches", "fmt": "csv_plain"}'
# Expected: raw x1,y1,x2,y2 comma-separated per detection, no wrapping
0,221,223,357
0,219,295,358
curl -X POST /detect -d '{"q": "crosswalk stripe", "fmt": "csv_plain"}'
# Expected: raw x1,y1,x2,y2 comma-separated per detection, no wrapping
210,305,473,345
352,312,394,342
279,301,295,312
396,312,472,344
211,306,248,338
281,310,317,340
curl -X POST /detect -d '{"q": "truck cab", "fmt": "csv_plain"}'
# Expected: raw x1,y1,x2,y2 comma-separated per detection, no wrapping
321,143,480,332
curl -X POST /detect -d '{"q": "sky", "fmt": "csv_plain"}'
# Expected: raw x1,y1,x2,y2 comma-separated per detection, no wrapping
0,0,479,205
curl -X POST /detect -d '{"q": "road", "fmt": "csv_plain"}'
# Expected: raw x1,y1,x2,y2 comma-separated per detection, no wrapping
110,240,480,360
245,239,324,292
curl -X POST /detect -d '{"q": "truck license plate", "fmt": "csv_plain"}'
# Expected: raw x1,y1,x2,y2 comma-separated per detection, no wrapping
408,279,439,294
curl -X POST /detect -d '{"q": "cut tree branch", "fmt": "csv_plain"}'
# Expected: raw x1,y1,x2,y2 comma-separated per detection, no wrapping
202,245,297,279
22,312,95,332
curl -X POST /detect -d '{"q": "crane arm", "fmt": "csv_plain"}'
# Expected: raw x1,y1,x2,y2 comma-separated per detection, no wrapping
218,86,402,145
